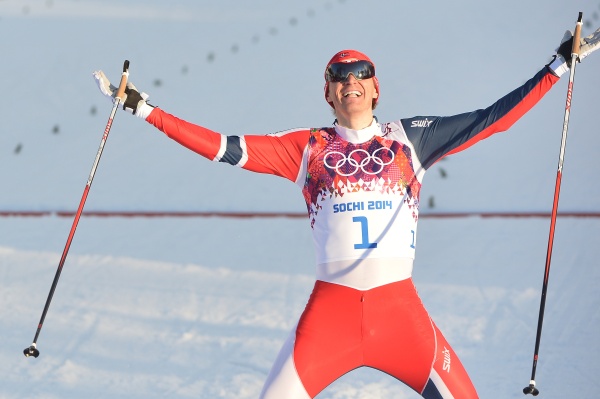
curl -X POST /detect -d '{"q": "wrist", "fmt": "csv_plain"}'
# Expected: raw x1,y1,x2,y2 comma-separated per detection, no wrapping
136,102,155,120
548,55,569,77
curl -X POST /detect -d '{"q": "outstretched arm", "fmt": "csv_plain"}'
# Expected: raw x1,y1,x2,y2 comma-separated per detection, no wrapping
92,70,309,182
147,108,310,182
404,27,600,170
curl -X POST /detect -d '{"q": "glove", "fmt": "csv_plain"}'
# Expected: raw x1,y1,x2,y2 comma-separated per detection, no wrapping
549,27,600,77
92,70,155,119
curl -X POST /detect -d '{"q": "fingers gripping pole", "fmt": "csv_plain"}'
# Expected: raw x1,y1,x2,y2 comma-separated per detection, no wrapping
572,13,583,59
23,60,130,359
523,14,582,396
115,60,130,104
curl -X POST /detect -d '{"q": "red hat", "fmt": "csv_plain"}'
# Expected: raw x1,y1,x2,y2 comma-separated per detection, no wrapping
324,49,380,108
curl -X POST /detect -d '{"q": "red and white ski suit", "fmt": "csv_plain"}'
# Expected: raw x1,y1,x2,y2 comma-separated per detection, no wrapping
145,66,558,398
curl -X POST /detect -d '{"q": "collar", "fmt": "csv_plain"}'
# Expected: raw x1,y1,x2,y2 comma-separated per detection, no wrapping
333,117,380,144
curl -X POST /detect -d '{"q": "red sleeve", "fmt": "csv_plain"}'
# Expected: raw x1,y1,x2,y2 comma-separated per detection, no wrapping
242,132,310,181
146,108,310,182
146,107,222,160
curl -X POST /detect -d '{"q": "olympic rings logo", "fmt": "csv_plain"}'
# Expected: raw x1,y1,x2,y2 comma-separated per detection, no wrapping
323,147,395,176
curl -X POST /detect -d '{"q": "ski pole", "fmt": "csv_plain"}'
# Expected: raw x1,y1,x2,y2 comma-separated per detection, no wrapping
522,13,582,396
23,60,130,359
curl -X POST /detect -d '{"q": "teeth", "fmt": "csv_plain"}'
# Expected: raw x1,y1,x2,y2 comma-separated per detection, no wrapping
343,91,362,97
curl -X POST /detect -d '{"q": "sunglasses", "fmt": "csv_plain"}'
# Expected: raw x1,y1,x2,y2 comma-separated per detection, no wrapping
325,60,375,83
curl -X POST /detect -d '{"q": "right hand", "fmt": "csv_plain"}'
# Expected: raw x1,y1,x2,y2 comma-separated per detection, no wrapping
92,70,154,118
556,27,600,64
550,27,600,76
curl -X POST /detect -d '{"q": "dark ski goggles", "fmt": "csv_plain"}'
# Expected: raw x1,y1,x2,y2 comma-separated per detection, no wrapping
325,60,376,83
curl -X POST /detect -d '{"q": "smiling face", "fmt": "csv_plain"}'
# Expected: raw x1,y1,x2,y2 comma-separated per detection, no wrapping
326,74,379,129
323,50,380,130
326,73,378,109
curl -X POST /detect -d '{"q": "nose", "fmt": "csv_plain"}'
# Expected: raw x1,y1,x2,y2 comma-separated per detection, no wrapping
343,73,359,83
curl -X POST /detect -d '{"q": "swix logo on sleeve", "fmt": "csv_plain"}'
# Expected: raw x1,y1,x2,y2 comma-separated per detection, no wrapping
411,118,433,128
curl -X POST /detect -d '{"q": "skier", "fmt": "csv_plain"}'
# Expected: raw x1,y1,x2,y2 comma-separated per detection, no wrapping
94,27,599,399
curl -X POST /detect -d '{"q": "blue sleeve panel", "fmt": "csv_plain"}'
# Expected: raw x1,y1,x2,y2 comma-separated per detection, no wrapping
401,67,558,171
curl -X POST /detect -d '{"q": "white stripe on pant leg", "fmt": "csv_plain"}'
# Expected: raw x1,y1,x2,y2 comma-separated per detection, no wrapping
260,325,311,399
429,369,456,399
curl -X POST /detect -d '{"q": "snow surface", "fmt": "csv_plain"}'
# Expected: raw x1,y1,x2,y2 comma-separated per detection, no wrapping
1,0,599,398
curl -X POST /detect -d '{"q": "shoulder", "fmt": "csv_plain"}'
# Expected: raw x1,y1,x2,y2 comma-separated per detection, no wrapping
379,118,438,142
266,127,312,137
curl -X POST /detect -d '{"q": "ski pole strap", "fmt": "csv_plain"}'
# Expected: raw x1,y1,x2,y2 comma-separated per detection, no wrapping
115,60,130,104
572,12,583,58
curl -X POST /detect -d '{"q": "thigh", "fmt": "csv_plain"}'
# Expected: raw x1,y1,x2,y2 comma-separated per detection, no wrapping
362,279,437,392
262,281,365,399
260,326,311,399
361,280,478,398
294,281,365,397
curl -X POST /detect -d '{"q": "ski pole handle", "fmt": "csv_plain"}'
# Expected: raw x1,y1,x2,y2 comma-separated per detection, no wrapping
572,12,583,58
114,60,130,104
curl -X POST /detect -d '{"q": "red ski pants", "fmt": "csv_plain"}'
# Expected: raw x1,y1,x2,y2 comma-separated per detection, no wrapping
260,279,479,398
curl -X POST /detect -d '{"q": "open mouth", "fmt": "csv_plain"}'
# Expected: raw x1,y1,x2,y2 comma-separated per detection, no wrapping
343,90,362,97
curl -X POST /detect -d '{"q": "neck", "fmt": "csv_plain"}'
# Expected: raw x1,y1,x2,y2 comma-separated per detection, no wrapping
334,118,379,143
334,111,374,130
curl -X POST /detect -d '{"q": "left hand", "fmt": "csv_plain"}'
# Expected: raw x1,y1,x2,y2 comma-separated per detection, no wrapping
93,70,153,118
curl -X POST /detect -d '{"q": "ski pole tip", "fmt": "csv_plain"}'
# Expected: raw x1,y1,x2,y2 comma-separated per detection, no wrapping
523,380,540,396
23,344,40,358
